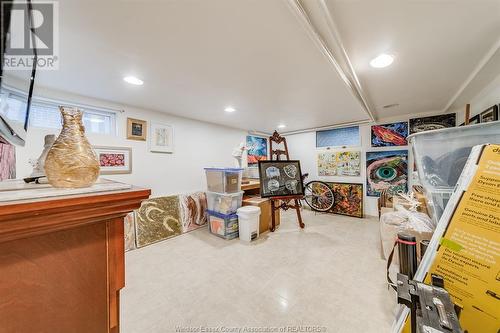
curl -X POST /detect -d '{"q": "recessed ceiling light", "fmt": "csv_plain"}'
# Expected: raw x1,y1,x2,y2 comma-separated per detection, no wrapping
370,54,394,68
224,106,236,113
277,124,286,129
123,76,144,85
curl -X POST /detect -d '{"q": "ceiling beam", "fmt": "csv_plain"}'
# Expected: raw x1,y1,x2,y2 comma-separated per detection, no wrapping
285,0,376,122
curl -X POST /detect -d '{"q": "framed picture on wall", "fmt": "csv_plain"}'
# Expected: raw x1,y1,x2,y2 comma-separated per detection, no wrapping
324,182,363,218
246,135,268,164
316,126,360,148
93,146,132,174
127,118,147,141
409,113,456,134
479,105,498,123
150,122,174,153
468,114,480,125
258,160,304,198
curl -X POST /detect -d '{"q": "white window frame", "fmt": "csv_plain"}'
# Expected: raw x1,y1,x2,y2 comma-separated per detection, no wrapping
0,85,119,135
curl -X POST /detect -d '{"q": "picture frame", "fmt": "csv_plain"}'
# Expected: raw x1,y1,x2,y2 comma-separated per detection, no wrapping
93,146,132,174
366,150,408,197
468,114,480,125
246,135,268,164
479,105,498,123
324,182,363,218
150,122,174,153
409,113,456,134
258,160,304,198
127,118,147,141
316,126,360,148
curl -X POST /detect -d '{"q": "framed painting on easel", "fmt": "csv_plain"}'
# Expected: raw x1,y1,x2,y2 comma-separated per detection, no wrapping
258,160,304,198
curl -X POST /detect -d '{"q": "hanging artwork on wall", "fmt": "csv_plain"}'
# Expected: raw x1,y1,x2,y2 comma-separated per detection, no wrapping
150,122,174,153
409,113,456,134
246,135,267,164
366,150,408,197
135,195,182,247
179,192,208,233
325,182,363,218
258,160,304,198
0,140,15,180
479,105,498,123
93,146,132,174
371,122,408,147
316,126,360,148
126,118,147,141
317,150,361,177
468,114,480,125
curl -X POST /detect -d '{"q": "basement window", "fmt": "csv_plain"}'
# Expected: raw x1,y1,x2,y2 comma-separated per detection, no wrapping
0,87,117,135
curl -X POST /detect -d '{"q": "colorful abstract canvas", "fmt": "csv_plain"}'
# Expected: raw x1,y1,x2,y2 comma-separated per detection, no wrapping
135,195,182,247
0,141,16,180
124,212,136,251
247,135,267,164
317,150,361,177
371,122,408,147
325,182,363,218
366,150,408,197
409,113,456,134
179,192,208,233
316,126,360,147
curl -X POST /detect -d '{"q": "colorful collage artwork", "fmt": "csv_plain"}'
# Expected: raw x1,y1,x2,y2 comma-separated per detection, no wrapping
325,182,363,218
366,150,408,197
371,122,408,147
317,150,361,177
247,135,267,164
316,126,360,148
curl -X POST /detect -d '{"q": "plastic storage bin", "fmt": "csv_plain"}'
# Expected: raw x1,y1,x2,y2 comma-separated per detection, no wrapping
237,206,261,242
408,122,500,222
207,210,239,240
206,191,243,214
204,168,243,193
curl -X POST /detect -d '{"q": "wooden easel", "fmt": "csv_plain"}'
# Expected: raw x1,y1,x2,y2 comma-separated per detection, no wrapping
268,131,305,232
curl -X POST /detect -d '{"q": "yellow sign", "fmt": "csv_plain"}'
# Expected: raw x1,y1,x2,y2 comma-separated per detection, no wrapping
424,145,500,332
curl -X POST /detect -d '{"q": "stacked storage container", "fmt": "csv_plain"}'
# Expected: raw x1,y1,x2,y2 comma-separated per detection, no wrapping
204,168,244,239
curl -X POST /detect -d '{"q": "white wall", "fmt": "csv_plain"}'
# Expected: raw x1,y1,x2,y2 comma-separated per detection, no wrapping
15,86,247,197
285,111,446,217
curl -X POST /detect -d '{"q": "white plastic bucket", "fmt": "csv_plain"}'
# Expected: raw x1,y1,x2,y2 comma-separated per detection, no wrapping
236,206,261,242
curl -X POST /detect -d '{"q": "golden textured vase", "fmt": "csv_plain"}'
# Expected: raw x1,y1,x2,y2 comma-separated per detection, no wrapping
44,106,100,188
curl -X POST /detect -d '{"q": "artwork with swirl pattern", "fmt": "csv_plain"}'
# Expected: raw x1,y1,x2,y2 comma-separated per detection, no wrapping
135,196,182,248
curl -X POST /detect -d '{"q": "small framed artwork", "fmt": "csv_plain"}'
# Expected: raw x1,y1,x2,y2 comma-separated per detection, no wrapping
127,118,147,141
480,105,498,123
94,146,132,174
468,114,480,125
150,122,174,153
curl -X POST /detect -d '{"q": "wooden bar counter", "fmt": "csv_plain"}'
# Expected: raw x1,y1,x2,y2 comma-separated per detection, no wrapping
0,180,150,333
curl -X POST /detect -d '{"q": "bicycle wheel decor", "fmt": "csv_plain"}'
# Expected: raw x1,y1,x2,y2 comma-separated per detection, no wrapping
304,181,334,212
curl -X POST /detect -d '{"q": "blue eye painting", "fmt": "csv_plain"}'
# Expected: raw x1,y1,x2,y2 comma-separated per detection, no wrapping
366,150,408,197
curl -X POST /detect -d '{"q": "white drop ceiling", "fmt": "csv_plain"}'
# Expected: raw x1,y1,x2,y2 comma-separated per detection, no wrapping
31,0,500,133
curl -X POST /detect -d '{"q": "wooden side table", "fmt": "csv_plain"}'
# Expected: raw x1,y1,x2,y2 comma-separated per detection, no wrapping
0,183,150,333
